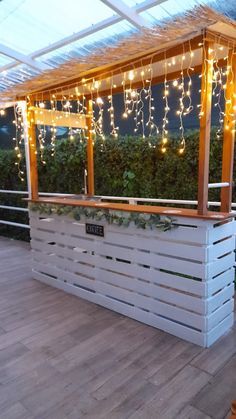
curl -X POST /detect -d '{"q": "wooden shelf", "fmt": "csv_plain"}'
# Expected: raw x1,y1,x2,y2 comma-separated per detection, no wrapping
28,197,235,221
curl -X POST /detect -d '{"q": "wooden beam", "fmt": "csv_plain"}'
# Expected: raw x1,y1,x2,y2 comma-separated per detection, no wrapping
29,106,86,128
22,64,203,102
86,100,94,195
20,34,203,100
197,40,214,215
205,29,236,49
27,107,38,200
18,55,228,103
220,49,236,212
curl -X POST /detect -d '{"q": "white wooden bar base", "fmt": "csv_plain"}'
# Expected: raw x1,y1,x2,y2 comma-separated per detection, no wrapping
29,210,235,347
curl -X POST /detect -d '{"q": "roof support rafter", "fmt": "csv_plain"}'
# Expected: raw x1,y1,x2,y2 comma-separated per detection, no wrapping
0,43,50,72
100,0,151,29
0,0,167,75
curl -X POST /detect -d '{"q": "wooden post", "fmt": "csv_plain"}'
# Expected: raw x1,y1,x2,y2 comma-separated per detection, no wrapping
86,99,94,195
27,106,38,200
220,48,236,213
197,40,214,215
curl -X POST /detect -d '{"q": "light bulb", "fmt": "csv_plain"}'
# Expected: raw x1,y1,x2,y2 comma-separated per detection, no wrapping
96,97,103,105
128,71,134,81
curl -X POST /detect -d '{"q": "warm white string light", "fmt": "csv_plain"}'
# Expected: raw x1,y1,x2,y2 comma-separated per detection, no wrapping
135,68,146,138
108,75,119,138
161,54,170,153
177,47,186,155
145,61,159,144
17,38,235,168
184,41,194,116
213,59,225,139
13,104,25,181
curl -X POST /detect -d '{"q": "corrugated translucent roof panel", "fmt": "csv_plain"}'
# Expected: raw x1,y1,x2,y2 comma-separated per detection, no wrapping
0,0,115,55
140,0,235,23
122,0,146,5
0,0,236,96
0,63,40,89
0,54,14,67
37,21,137,68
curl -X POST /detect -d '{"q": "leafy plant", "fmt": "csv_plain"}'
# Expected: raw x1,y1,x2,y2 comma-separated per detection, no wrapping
29,203,175,231
0,128,234,241
123,170,136,195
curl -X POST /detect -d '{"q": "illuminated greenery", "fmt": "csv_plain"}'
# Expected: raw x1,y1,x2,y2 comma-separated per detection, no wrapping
30,202,174,231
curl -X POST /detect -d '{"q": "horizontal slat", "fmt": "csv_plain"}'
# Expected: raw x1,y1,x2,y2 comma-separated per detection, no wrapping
207,283,234,313
207,313,234,347
32,269,234,347
0,219,30,229
207,268,234,295
0,205,28,212
30,211,235,347
207,299,234,330
30,213,210,245
208,236,235,260
31,270,206,346
207,253,235,279
208,220,236,244
96,281,204,330
98,268,205,314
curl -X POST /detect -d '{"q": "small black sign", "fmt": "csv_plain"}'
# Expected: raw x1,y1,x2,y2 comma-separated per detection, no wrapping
85,223,104,237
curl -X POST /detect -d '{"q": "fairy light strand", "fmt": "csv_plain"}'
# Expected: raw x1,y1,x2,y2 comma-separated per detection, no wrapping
161,54,170,153
145,60,159,143
13,103,25,181
108,76,119,138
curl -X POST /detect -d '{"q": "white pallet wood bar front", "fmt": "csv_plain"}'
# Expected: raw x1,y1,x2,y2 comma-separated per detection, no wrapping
29,210,235,347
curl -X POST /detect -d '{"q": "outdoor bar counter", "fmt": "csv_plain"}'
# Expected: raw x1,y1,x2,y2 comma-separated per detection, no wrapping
29,197,236,347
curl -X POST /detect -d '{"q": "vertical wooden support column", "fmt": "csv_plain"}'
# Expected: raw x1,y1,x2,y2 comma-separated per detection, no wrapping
86,99,94,195
27,106,38,200
220,48,236,213
19,100,32,198
197,41,214,215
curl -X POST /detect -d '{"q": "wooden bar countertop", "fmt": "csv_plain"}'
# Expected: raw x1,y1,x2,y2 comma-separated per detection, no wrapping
28,197,235,221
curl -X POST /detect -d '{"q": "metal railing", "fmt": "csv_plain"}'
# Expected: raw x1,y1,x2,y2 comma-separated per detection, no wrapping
0,189,236,230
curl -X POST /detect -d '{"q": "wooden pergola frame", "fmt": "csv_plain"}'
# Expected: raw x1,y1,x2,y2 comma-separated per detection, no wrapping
25,29,236,216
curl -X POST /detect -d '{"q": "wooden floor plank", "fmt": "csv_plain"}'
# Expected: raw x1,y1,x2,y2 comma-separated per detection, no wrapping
192,355,236,419
0,402,32,419
177,405,212,419
0,237,235,419
128,365,211,419
190,327,236,375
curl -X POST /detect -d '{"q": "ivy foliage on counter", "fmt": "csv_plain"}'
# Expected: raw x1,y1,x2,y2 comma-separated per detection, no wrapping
29,203,175,232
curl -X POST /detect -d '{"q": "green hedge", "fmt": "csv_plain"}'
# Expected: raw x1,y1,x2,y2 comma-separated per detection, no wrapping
0,128,235,241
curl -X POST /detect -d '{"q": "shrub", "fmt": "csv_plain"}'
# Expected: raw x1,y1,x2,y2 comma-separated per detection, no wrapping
0,128,234,241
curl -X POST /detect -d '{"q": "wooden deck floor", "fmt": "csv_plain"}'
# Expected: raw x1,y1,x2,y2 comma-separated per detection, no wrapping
0,237,235,419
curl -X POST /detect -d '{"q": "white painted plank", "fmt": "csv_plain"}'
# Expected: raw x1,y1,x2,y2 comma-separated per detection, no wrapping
206,299,234,330
206,313,234,347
